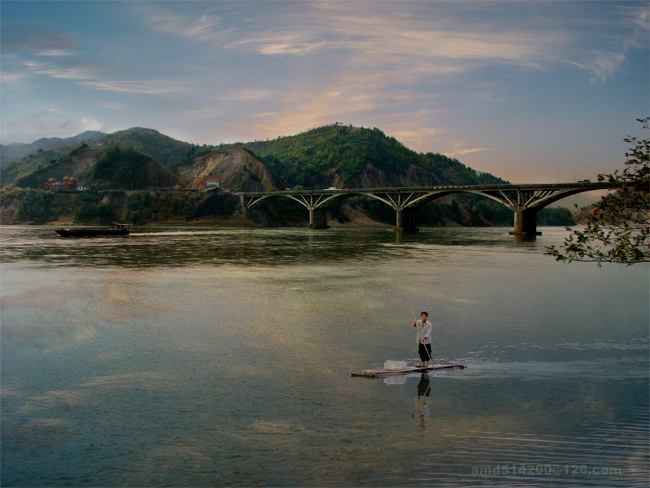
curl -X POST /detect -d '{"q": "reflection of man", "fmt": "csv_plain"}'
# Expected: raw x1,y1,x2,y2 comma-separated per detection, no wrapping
414,374,431,431
413,311,432,367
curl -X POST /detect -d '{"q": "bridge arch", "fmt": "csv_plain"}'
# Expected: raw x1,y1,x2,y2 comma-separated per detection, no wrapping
239,183,610,235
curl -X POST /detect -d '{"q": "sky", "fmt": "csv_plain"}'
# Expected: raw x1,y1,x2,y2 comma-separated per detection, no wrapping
1,0,648,183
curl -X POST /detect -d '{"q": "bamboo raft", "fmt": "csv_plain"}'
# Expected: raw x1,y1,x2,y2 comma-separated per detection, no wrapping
351,363,466,378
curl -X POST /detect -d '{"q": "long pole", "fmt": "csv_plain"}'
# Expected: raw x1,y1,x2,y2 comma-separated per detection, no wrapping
405,291,416,321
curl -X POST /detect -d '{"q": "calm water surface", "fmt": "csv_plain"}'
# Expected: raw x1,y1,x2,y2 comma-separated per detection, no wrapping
1,225,648,487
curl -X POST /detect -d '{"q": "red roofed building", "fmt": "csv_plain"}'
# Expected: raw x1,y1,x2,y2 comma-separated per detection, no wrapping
44,176,86,191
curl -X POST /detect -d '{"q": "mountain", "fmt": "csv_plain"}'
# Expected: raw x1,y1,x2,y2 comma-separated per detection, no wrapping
243,124,506,188
176,146,287,191
13,144,179,190
94,128,192,169
1,130,107,168
1,127,193,186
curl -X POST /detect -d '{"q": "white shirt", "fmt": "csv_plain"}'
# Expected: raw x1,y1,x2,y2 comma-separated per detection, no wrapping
415,319,432,345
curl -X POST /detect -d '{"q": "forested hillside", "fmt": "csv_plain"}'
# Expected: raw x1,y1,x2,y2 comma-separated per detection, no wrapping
244,124,506,188
12,144,179,191
1,128,192,186
97,128,192,169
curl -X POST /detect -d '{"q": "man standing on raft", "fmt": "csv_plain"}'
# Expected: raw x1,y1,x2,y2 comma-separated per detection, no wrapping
413,312,433,368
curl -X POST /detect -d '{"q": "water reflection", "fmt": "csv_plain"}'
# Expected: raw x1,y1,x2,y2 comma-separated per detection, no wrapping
413,374,431,432
0,225,547,269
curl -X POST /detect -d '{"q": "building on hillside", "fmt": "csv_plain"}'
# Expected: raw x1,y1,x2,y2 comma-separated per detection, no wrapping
44,177,61,191
44,176,87,191
197,175,224,190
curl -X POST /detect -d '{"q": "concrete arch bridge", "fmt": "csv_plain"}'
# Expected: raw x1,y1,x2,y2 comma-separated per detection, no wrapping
238,183,610,236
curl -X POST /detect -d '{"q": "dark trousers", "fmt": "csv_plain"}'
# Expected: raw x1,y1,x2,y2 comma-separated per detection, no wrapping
418,343,432,362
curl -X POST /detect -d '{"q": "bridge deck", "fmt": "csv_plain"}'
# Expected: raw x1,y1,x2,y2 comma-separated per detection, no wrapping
238,182,609,196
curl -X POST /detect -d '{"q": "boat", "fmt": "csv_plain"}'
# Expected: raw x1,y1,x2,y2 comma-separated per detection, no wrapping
351,363,465,378
55,224,130,237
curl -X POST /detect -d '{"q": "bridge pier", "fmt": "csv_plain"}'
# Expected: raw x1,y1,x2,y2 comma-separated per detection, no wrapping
509,208,541,236
394,208,419,232
308,209,329,229
239,195,251,220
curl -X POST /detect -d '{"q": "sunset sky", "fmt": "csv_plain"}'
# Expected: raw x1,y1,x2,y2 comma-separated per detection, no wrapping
2,1,648,182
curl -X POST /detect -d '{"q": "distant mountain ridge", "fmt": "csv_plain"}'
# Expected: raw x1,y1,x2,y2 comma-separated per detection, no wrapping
1,130,107,168
1,128,192,186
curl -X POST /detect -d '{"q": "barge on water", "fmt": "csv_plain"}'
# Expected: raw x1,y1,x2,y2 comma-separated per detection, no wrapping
55,224,130,237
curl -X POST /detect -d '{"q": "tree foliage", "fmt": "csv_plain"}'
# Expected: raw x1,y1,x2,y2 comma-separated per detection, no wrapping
244,124,506,187
93,146,151,190
546,118,649,266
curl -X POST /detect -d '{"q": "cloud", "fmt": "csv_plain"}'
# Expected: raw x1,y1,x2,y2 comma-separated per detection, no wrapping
22,59,96,80
229,90,279,102
446,141,495,158
226,3,554,72
140,5,226,42
223,87,379,141
2,21,78,54
1,70,30,85
100,101,127,111
621,4,650,34
80,80,187,95
36,49,76,57
4,109,103,142
568,50,627,84
226,32,328,56
179,106,223,121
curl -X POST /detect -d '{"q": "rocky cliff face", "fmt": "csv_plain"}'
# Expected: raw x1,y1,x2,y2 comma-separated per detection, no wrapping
176,147,286,191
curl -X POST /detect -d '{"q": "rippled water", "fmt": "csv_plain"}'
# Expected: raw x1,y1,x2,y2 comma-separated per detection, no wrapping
1,225,648,487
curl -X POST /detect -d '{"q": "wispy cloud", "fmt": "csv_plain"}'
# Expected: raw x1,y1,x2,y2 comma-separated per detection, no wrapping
100,101,127,111
2,21,78,54
446,141,495,158
22,59,96,80
568,50,627,85
4,108,103,142
80,80,187,95
36,49,76,57
226,32,328,56
140,5,227,42
225,3,556,70
229,90,280,102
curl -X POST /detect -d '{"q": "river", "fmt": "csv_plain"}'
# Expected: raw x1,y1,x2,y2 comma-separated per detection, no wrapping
1,225,648,487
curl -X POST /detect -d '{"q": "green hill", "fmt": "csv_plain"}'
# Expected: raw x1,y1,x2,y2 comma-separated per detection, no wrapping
1,128,193,186
96,128,192,169
13,144,179,191
244,124,506,187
